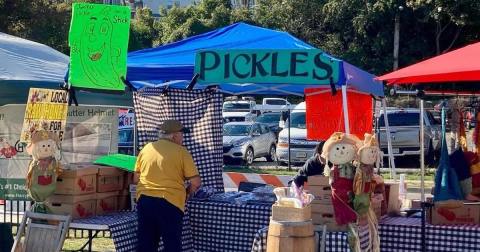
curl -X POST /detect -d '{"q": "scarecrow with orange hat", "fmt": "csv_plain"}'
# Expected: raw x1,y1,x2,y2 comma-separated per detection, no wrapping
321,132,360,225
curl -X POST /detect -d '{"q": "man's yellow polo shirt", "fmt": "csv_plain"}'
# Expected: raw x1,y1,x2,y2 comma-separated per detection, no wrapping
135,139,199,212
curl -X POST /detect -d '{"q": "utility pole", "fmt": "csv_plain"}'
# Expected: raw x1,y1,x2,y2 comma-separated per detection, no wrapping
393,5,403,70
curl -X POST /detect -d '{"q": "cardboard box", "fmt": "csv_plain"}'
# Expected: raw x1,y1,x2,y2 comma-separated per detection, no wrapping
385,183,401,215
123,173,134,190
98,166,125,176
308,185,332,204
96,191,119,215
55,164,98,195
97,167,125,193
118,190,130,211
312,213,346,231
430,202,480,225
47,193,96,219
271,204,311,222
307,176,329,186
311,203,346,231
311,203,334,214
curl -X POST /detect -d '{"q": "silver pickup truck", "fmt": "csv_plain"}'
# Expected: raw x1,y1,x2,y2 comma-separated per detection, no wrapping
377,108,441,163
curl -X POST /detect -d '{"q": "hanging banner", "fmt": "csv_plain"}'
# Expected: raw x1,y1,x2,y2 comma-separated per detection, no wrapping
305,88,372,140
20,88,69,143
0,105,118,200
195,49,340,85
68,3,131,91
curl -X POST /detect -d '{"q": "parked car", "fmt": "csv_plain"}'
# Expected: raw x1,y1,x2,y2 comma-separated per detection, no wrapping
377,108,441,164
223,122,277,165
276,102,321,164
255,112,282,136
223,97,257,122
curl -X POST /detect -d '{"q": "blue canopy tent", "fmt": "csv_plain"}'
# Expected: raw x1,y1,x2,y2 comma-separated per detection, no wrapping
125,23,397,175
127,22,384,97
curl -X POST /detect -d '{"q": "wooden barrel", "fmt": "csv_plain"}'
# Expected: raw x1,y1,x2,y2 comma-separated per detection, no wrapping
266,219,315,252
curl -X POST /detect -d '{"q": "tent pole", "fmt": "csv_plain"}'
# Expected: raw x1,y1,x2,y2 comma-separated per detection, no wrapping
420,99,425,202
133,112,137,156
341,85,350,134
420,98,426,252
288,108,291,171
382,98,396,181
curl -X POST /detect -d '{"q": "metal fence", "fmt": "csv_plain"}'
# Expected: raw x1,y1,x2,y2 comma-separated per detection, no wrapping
1,200,30,233
0,199,110,238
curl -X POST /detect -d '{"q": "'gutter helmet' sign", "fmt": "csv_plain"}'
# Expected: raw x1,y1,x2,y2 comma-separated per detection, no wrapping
194,49,340,85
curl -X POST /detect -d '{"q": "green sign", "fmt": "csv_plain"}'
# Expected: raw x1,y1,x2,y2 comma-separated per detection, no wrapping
0,178,29,200
68,3,131,91
94,154,137,172
194,49,340,85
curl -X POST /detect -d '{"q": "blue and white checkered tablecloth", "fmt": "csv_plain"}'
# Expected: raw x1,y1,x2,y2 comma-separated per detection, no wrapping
251,217,480,252
187,199,273,252
70,199,273,252
71,210,195,252
380,217,480,251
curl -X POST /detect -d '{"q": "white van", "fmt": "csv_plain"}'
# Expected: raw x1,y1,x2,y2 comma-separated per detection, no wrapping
222,97,257,122
276,102,320,164
256,98,291,113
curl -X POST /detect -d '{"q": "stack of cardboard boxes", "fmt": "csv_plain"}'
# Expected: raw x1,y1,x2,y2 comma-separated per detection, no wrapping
47,163,99,219
119,173,134,211
47,163,130,219
306,176,346,231
428,199,480,225
96,166,124,215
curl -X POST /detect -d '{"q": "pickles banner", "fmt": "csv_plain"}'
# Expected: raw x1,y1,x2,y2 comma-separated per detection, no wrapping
68,3,131,91
195,49,340,85
21,88,69,143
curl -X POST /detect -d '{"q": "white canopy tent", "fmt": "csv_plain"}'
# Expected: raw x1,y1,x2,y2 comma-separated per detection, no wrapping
0,32,69,84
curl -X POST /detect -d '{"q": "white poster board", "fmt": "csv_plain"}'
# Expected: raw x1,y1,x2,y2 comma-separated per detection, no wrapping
0,105,118,200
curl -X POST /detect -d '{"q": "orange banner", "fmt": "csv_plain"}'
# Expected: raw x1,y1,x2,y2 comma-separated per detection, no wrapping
305,88,372,140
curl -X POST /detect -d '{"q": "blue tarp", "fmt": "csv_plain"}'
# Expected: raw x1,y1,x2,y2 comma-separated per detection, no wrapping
127,22,384,97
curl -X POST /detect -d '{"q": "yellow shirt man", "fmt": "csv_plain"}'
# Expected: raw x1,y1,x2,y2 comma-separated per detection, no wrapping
135,138,199,211
135,120,201,252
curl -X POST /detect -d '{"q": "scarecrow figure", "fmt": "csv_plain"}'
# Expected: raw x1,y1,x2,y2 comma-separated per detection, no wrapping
321,132,360,225
322,132,363,251
353,133,380,252
26,130,62,213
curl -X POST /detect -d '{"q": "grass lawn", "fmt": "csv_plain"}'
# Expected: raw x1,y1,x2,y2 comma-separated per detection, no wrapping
62,237,115,251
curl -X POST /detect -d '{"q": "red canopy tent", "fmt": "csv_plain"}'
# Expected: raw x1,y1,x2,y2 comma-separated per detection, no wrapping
378,42,480,239
378,42,480,84
378,40,480,252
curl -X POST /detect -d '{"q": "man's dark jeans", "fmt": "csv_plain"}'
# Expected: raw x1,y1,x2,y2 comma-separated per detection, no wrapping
137,195,184,252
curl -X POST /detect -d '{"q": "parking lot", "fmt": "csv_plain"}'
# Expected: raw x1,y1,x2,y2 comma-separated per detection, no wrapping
226,128,476,170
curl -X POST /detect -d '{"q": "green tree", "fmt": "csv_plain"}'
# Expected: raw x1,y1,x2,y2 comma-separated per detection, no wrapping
406,0,480,55
155,0,235,45
129,7,157,51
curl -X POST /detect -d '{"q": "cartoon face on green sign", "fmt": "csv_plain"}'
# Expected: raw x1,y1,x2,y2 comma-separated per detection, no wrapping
69,3,130,91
